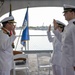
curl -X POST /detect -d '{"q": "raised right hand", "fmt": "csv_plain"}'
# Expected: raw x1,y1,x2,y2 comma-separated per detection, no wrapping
53,19,58,30
48,25,51,32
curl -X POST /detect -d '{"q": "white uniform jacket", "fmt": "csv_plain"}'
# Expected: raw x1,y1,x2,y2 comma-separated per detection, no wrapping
47,30,62,66
0,30,16,71
60,19,75,68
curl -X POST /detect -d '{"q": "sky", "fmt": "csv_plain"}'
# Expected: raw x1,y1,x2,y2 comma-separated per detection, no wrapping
0,7,68,27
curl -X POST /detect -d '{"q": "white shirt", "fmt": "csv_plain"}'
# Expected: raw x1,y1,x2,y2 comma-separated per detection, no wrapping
47,29,62,66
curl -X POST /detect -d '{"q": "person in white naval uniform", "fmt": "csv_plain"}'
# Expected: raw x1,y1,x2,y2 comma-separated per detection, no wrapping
55,4,75,75
47,19,65,75
0,16,16,75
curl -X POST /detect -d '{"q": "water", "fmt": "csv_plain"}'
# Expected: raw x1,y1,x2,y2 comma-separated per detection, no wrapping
14,30,53,51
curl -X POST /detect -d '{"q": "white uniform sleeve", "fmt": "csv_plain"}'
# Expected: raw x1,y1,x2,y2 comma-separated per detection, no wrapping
72,26,75,66
0,32,16,50
53,29,62,42
47,31,53,42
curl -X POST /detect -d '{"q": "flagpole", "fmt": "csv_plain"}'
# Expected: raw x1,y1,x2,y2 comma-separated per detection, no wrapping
26,6,29,50
9,3,11,16
9,1,20,50
9,0,16,50
28,6,29,50
25,42,26,50
21,6,30,51
9,0,12,17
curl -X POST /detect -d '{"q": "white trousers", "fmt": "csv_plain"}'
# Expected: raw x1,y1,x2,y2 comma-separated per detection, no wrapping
0,70,10,75
74,71,75,75
52,65,63,75
62,67,74,75
52,65,74,75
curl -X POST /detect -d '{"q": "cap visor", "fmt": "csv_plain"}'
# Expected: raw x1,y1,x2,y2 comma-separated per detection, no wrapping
63,10,68,13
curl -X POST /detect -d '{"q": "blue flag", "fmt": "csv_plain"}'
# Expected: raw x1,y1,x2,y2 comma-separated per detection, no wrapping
21,7,29,46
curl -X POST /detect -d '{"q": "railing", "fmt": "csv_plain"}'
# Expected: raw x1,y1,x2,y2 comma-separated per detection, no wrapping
23,50,53,54
14,30,54,51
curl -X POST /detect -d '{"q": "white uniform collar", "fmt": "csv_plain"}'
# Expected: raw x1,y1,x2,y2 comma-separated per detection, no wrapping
68,19,75,24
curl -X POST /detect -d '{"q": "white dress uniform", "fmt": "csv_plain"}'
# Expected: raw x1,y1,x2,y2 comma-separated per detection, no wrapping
57,4,75,75
0,16,16,75
47,29,63,75
60,19,75,75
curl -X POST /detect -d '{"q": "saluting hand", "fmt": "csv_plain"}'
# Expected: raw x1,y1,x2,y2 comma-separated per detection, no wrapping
12,25,16,35
53,19,58,30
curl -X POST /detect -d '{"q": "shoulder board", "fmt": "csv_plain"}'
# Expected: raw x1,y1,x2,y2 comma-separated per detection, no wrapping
73,21,75,25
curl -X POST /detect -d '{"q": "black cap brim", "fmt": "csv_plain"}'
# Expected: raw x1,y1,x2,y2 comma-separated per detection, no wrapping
8,20,16,23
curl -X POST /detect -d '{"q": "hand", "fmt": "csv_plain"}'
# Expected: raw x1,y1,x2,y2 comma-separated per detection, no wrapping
48,25,51,32
12,25,16,35
53,19,58,30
